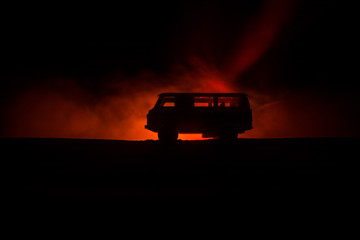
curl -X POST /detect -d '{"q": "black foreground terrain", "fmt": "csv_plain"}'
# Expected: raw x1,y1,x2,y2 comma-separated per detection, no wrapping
3,137,357,205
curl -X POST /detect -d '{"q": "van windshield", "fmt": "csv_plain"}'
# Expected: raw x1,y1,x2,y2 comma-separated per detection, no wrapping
160,96,175,107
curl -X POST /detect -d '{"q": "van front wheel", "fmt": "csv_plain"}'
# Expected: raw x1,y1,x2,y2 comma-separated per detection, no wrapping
158,126,178,142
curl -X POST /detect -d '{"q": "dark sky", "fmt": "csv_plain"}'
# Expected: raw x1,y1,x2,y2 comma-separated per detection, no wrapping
1,0,353,86
1,0,358,138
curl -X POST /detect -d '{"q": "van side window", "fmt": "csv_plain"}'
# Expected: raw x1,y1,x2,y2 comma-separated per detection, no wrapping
218,97,239,107
194,97,214,107
161,96,175,107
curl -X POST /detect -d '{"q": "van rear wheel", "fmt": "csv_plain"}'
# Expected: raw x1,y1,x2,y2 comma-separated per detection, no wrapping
158,126,178,141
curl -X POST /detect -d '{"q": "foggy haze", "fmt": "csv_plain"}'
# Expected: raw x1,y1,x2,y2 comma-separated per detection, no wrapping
1,0,358,139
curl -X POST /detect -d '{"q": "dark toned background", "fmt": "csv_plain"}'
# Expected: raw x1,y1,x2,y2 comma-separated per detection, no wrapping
1,0,358,139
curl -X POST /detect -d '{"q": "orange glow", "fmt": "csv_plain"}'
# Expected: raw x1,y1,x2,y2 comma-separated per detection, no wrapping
226,0,298,80
207,79,232,93
179,134,210,141
2,0,312,140
3,75,355,139
3,66,235,140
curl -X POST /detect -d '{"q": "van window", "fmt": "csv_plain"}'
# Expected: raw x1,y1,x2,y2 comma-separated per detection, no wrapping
194,96,214,107
161,96,175,107
218,97,239,107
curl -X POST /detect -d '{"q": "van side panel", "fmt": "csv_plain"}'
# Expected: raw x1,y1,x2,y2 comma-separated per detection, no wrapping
145,93,253,136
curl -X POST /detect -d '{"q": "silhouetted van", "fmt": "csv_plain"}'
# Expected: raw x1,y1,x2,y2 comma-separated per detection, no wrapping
145,93,253,141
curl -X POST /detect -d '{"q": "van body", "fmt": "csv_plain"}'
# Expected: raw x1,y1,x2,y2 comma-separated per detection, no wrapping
145,93,252,140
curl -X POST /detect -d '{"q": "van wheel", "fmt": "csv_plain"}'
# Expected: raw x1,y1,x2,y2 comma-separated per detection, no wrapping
158,126,178,142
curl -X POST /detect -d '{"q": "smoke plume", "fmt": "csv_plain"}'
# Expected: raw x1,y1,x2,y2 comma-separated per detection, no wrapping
3,0,357,140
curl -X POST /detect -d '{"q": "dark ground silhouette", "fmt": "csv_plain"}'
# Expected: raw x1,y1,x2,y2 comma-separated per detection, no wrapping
3,137,357,206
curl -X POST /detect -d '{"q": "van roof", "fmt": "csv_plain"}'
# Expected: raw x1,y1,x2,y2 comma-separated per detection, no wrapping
159,93,248,97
